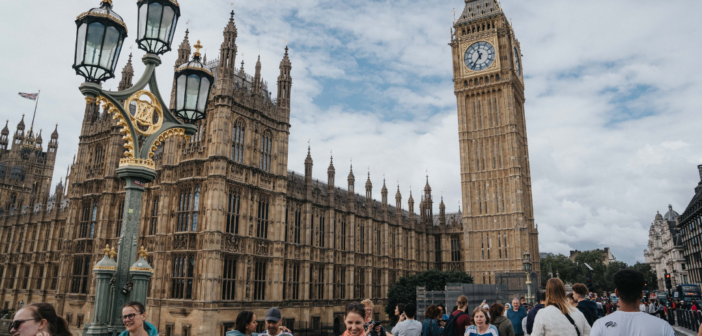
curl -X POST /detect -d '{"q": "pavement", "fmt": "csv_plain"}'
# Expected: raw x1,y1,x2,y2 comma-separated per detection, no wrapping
673,325,697,336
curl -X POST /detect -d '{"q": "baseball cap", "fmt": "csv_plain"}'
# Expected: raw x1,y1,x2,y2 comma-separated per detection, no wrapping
266,307,282,323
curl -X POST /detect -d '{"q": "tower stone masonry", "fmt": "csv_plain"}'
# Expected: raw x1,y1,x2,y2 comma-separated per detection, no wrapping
0,2,540,335
451,0,540,284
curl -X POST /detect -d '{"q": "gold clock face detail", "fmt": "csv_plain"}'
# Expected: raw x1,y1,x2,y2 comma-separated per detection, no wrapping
464,41,495,71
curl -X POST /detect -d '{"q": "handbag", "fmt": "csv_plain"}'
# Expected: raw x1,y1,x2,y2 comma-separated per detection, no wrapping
563,313,580,336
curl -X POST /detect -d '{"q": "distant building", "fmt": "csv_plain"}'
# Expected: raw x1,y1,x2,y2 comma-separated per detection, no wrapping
679,165,702,284
569,247,616,265
540,252,555,260
644,205,688,289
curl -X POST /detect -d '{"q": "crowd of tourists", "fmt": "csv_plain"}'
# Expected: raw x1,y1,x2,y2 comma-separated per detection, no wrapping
5,270,682,336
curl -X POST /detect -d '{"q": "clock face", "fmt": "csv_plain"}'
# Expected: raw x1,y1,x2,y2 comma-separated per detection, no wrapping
514,46,522,77
464,41,495,71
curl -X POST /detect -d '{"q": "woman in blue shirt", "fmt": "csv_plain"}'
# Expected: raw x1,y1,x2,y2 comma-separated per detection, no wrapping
465,307,499,336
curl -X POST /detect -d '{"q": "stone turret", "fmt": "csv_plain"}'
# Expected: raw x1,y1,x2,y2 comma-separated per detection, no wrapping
0,120,9,150
365,172,372,200
277,46,292,123
395,185,402,213
381,178,388,207
253,55,262,96
327,155,335,188
12,114,25,149
439,196,446,224
118,53,134,91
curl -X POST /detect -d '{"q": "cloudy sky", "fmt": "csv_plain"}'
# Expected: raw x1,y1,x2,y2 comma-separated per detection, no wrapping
1,0,702,264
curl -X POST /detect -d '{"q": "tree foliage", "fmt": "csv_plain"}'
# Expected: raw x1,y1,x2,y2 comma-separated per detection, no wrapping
385,269,474,321
539,250,658,292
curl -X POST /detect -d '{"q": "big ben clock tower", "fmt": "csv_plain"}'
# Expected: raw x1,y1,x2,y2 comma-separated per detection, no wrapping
451,0,539,284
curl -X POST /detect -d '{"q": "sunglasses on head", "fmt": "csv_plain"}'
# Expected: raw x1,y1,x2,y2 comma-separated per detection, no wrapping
9,319,36,333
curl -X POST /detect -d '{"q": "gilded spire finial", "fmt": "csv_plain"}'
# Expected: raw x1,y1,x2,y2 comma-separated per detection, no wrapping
193,40,203,58
104,244,111,256
139,246,148,259
110,247,116,259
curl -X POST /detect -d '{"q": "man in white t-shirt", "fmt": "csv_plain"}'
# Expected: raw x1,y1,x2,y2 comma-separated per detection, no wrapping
591,270,675,336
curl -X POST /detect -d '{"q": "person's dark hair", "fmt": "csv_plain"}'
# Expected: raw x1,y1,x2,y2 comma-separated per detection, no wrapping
425,305,441,319
572,283,588,297
613,269,645,304
519,297,525,301
404,303,417,319
25,303,72,336
567,293,575,301
396,303,405,316
451,306,458,313
438,303,446,314
488,303,504,319
346,303,366,318
123,301,146,314
537,290,546,302
235,311,255,333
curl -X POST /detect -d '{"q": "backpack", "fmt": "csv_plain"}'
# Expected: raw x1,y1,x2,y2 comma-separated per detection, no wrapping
440,311,466,336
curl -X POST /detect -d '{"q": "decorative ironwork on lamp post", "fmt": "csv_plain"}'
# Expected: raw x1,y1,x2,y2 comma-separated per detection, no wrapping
72,1,212,336
523,250,533,304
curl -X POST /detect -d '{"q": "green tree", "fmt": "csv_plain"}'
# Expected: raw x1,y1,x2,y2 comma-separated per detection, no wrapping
540,254,577,285
385,269,474,321
630,262,658,291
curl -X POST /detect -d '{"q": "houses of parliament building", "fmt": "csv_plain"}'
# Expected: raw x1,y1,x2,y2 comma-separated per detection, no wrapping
0,0,538,335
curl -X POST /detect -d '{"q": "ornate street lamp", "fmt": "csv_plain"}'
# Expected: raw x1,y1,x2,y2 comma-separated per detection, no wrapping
72,1,211,335
173,40,214,123
73,0,128,82
136,0,180,54
523,251,533,304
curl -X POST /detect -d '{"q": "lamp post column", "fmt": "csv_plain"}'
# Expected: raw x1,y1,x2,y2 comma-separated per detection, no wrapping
526,273,532,304
109,167,157,332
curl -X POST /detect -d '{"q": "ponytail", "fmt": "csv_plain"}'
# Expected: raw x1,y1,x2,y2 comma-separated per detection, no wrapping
25,303,72,336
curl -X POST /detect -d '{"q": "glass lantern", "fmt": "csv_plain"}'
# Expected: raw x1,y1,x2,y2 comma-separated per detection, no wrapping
73,0,128,82
136,0,180,54
173,41,214,124
522,251,532,273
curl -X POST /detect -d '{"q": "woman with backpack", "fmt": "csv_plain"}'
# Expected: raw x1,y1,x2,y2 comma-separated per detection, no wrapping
488,303,515,336
445,295,471,336
531,278,591,336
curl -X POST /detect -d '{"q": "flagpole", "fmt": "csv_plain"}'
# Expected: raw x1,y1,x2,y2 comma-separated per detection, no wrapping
30,90,40,128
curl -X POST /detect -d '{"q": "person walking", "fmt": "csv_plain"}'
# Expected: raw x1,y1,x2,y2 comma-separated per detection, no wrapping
342,303,368,336
590,270,675,336
119,302,159,336
465,307,499,336
9,303,71,336
422,306,442,336
647,300,657,316
572,283,598,326
392,303,422,336
489,303,515,336
506,299,527,336
531,278,591,336
227,311,258,336
445,295,471,336
526,291,546,335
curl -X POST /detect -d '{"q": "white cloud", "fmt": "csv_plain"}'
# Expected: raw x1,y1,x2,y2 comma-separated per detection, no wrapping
1,0,701,265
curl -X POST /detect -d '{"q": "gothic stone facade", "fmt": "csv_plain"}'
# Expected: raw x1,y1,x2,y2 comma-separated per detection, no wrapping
0,11,468,336
450,0,540,283
0,2,539,335
644,205,689,289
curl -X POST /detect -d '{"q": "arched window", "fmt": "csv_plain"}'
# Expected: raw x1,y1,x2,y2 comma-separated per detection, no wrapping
231,120,245,163
260,133,272,172
90,202,97,238
177,185,200,232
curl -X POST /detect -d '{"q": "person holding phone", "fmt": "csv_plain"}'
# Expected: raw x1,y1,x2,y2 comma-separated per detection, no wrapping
392,304,421,336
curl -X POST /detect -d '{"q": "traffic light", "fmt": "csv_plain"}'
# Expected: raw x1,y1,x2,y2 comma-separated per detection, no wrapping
665,273,672,289
586,276,593,290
